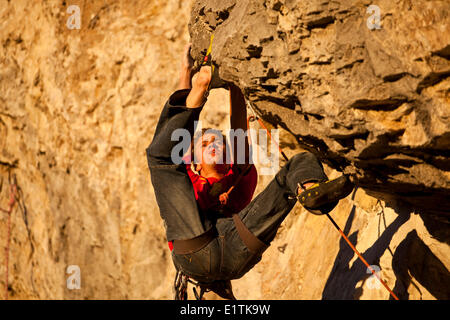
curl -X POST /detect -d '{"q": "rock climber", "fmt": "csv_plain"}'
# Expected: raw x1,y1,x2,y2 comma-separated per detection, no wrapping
145,44,354,299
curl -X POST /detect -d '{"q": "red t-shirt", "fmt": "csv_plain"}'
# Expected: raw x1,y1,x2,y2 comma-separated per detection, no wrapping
186,162,257,213
168,157,258,251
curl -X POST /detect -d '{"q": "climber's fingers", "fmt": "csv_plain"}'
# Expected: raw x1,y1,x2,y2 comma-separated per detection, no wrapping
219,193,228,205
181,43,194,70
191,66,212,89
186,66,212,108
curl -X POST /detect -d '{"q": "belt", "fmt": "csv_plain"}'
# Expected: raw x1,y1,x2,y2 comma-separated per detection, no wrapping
172,227,217,255
172,215,268,256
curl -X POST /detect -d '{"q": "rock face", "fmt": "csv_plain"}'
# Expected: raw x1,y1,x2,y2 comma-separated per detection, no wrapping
0,0,197,299
0,0,449,301
189,0,450,216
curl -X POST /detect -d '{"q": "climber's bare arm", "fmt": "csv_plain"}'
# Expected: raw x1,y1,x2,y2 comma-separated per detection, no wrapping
186,66,211,109
178,44,194,90
178,67,192,91
229,83,251,169
177,43,212,108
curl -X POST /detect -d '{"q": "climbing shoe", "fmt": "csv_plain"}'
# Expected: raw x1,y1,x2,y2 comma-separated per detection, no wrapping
297,175,354,215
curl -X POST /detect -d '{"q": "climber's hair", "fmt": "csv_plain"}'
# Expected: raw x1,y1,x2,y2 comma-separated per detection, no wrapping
192,127,225,146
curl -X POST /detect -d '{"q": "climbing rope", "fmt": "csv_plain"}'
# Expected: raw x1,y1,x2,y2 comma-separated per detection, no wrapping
245,99,400,300
325,212,399,300
246,100,289,162
1,174,17,300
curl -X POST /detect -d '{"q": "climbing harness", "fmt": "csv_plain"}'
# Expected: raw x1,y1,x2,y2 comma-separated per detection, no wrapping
245,100,400,300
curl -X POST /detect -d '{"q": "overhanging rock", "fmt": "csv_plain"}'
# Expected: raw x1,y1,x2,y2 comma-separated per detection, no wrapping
189,0,450,216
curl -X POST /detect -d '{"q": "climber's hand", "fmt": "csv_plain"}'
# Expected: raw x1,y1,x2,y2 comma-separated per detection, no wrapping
181,43,194,71
178,43,195,90
219,193,229,205
191,66,212,88
186,66,212,109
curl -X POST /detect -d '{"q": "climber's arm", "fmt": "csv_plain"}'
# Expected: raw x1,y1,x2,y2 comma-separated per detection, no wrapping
178,43,194,90
146,66,211,166
229,83,251,171
147,42,210,166
178,43,211,102
186,66,211,109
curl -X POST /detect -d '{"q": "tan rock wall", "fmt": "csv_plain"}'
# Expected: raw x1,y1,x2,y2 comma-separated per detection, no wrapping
0,0,448,300
0,0,196,299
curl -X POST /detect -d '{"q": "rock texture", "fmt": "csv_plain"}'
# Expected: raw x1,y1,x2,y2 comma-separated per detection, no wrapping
189,0,450,216
0,0,198,299
0,0,449,300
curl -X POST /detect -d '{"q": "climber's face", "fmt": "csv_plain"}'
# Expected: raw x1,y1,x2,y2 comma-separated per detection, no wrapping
194,132,227,168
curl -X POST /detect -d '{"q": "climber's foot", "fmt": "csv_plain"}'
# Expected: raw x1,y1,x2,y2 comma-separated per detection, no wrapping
297,175,354,215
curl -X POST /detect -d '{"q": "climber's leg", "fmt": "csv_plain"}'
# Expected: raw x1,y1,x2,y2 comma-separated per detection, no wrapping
146,89,207,241
216,152,329,279
239,152,329,243
296,174,354,214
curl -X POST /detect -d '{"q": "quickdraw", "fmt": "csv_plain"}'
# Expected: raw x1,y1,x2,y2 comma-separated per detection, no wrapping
173,269,211,300
201,34,215,99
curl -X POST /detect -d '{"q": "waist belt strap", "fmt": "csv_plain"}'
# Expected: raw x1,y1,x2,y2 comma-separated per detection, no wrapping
172,227,217,255
232,214,268,256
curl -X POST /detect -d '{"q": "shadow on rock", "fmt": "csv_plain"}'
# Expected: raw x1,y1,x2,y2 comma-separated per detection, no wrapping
322,202,411,300
391,230,450,300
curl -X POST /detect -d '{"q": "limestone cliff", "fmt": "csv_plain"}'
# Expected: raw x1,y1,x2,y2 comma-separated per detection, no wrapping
0,0,448,300
189,0,450,217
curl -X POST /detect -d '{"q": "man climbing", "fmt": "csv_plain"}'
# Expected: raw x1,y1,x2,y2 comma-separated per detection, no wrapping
146,44,354,300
